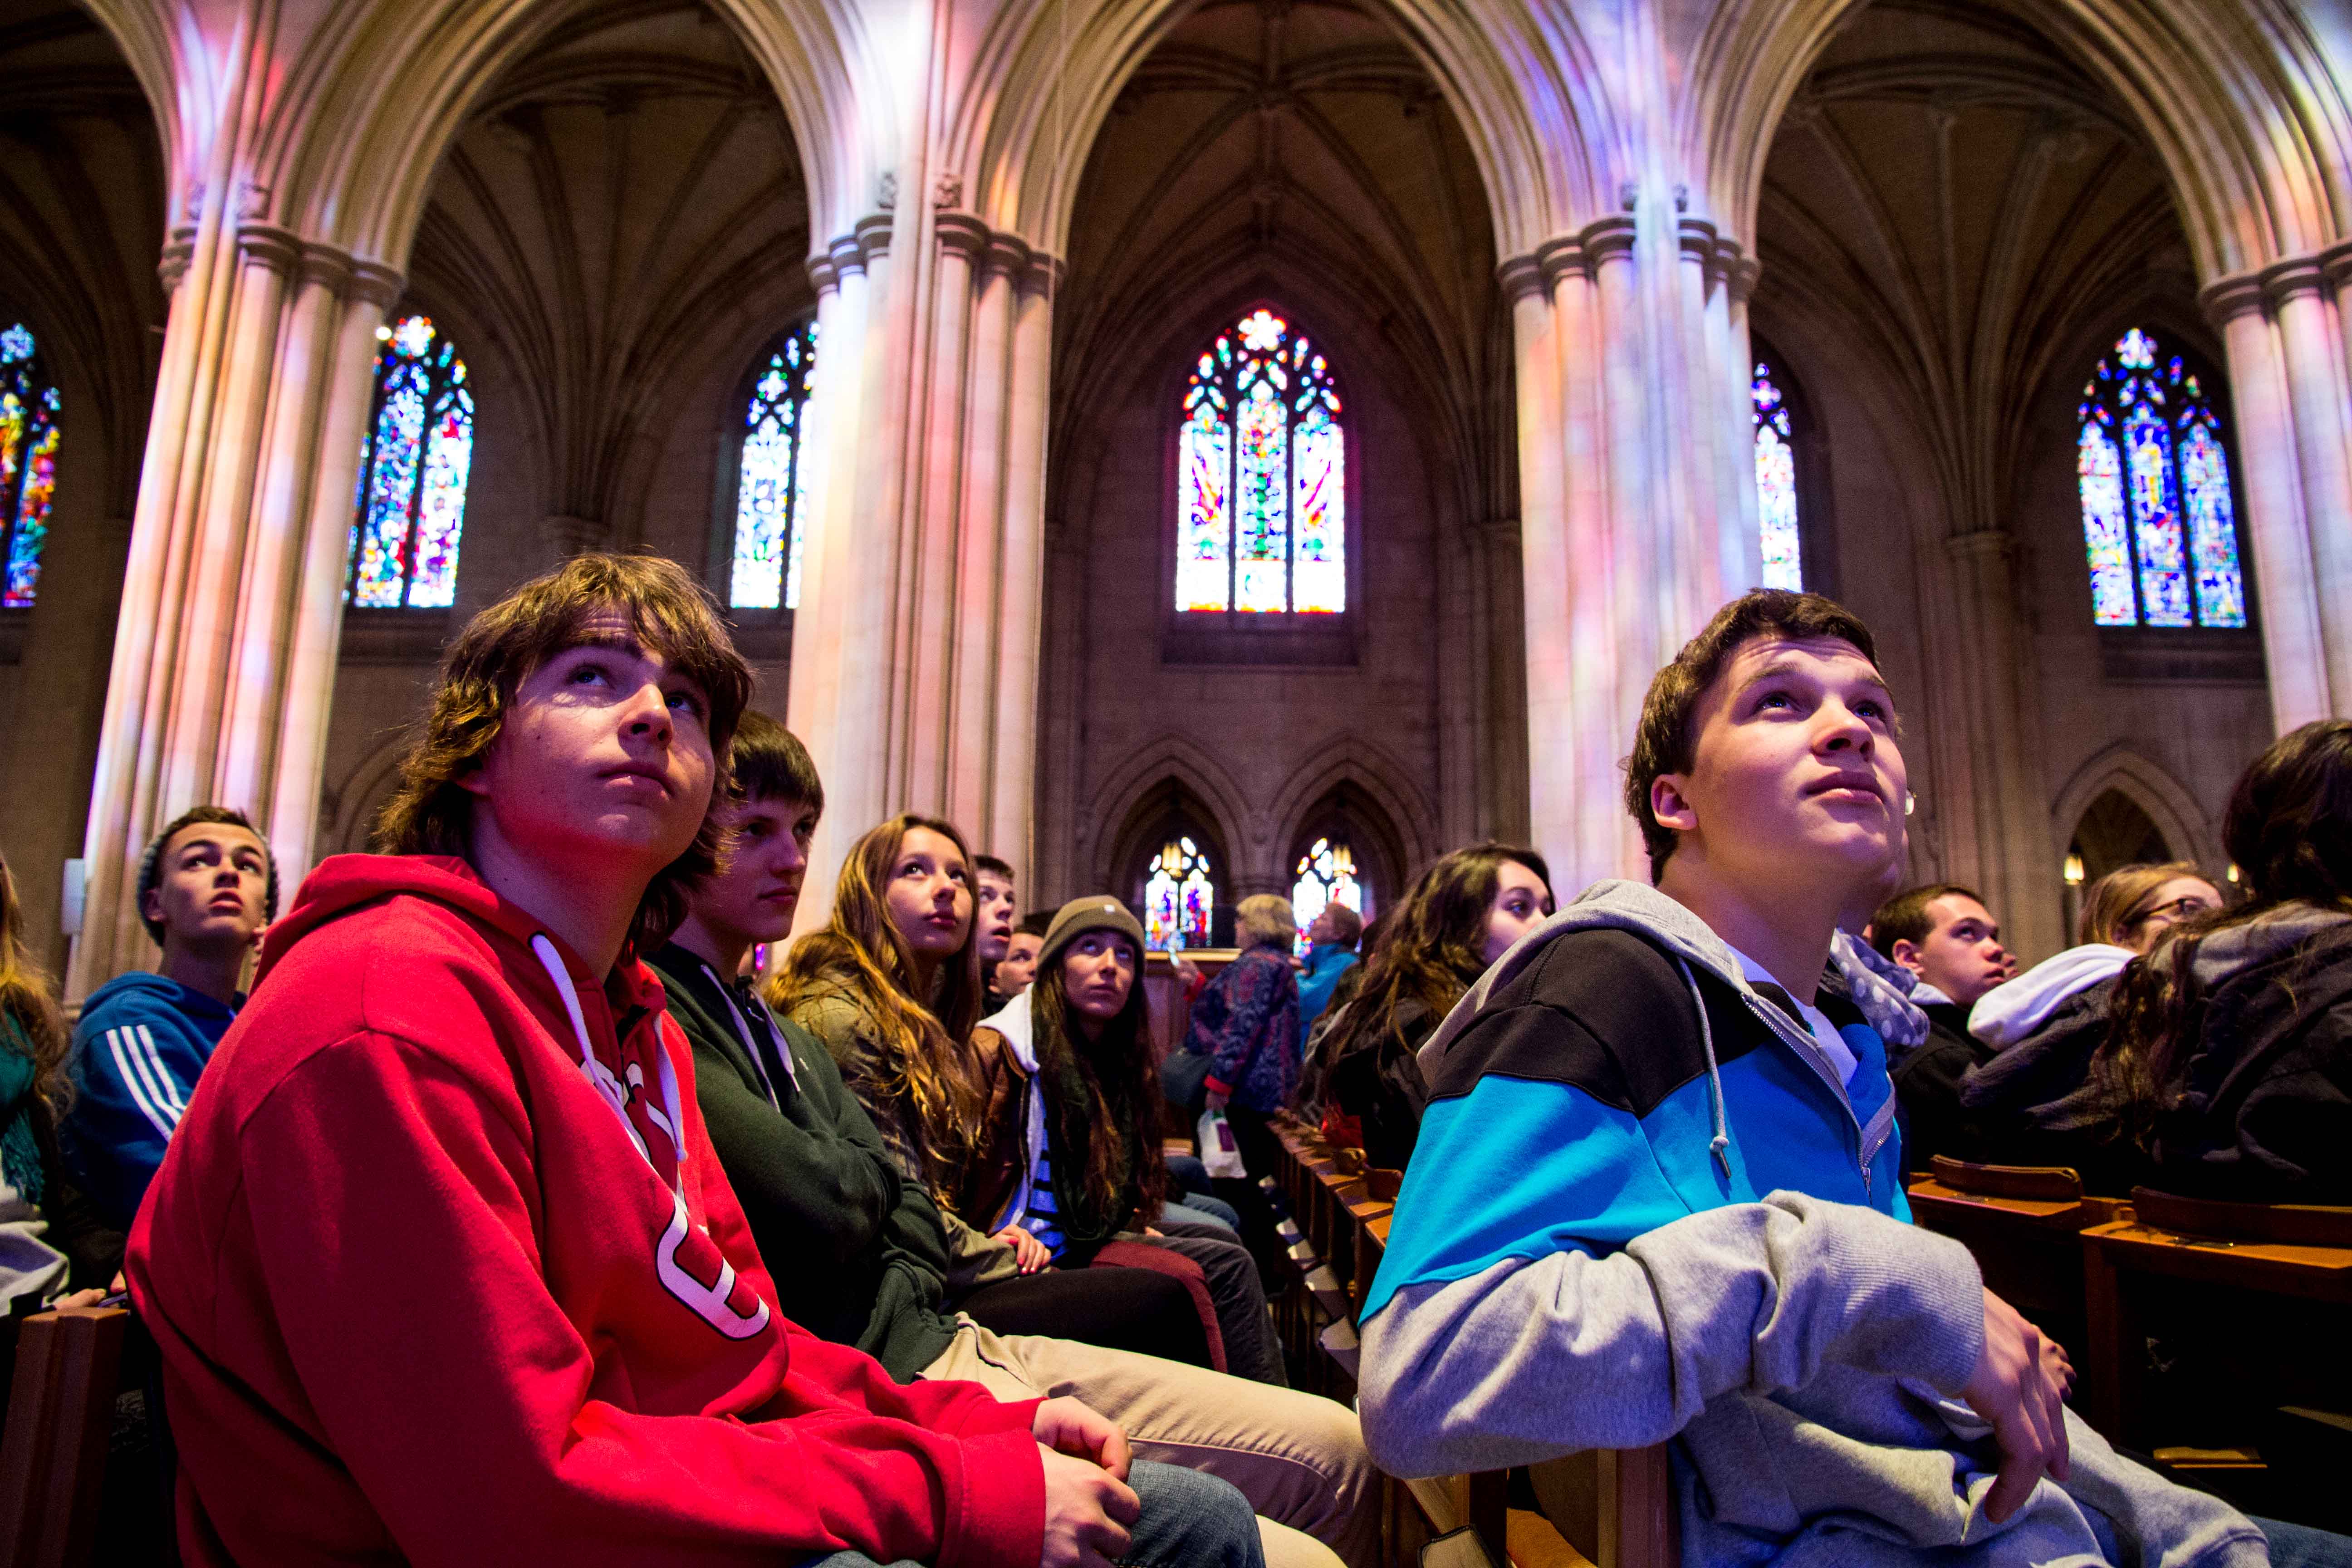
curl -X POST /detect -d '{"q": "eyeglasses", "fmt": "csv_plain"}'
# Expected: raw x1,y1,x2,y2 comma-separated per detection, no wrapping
2132,895,2217,928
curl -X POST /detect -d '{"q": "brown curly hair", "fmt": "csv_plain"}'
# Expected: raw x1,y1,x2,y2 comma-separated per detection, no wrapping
769,814,988,1198
372,554,753,956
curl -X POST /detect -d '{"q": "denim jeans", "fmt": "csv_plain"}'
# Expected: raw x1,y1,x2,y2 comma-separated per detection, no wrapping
1169,1192,1243,1234
799,1458,1265,1568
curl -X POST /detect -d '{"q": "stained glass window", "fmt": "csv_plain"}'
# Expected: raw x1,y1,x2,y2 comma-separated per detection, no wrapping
1751,361,1802,592
1177,307,1346,615
348,314,472,608
1143,836,1216,951
0,323,63,608
1291,837,1368,955
731,319,821,609
2074,326,2246,628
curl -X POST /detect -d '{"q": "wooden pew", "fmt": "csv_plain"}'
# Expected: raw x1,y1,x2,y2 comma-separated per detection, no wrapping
1905,1156,2130,1398
2081,1188,2352,1452
0,1305,131,1568
1269,1115,1676,1568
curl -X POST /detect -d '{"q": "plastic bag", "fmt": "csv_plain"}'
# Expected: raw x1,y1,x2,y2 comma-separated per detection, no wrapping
1196,1105,1246,1180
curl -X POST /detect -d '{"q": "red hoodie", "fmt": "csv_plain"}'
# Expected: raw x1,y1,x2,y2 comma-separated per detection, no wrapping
126,854,1047,1567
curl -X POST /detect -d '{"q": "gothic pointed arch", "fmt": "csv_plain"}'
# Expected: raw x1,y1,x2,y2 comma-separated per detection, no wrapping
1104,778,1238,951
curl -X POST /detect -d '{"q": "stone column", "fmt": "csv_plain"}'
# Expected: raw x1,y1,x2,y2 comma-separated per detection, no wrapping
785,196,1062,929
1938,530,2063,956
69,212,400,999
2204,260,2352,731
1508,202,1764,897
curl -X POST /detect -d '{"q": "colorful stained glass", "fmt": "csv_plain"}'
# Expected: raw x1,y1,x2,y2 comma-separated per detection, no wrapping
1290,837,1367,955
1143,836,1216,951
349,314,473,608
2076,327,2246,630
2179,413,2246,627
1179,372,1232,612
0,325,60,608
2123,402,2189,626
2078,416,2134,626
1751,363,1801,591
1175,307,1345,616
731,320,821,610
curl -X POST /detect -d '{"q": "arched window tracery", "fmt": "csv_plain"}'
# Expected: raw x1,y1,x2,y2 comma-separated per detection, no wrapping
348,314,472,609
1751,359,1802,593
0,323,62,608
730,319,821,610
1143,835,1217,952
1290,835,1367,953
1177,307,1346,617
2075,327,2246,629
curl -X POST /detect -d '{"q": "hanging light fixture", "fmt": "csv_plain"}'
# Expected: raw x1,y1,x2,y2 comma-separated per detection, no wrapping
2063,851,2085,887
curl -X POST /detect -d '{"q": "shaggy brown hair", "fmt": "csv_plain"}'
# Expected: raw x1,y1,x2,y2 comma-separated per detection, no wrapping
372,554,753,956
769,814,988,1198
2078,862,2210,949
0,850,69,1118
1623,589,1885,882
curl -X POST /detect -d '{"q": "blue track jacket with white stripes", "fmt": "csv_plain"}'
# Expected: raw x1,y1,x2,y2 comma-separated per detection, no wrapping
64,972,239,1230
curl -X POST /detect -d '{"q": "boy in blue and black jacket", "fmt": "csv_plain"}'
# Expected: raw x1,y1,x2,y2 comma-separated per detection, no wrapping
1359,592,2284,1568
64,806,275,1230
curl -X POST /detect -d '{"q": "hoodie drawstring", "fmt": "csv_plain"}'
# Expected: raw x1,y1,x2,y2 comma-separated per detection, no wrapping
1675,956,1734,1177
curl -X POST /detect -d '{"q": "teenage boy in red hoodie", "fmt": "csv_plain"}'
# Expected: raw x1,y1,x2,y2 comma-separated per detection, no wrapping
127,554,1261,1568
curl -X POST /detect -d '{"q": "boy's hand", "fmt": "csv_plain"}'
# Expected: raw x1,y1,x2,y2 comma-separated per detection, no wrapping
1963,1289,2074,1522
996,1224,1053,1274
1036,1442,1139,1568
1034,1395,1133,1479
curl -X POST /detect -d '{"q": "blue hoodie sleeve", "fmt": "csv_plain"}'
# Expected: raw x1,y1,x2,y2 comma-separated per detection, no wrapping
64,993,219,1230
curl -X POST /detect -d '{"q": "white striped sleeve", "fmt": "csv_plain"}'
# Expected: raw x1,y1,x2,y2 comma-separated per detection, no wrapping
106,1027,180,1141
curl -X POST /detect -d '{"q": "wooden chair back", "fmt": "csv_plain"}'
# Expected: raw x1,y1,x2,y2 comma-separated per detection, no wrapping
2130,1187,2352,1248
1929,1156,2083,1201
0,1305,131,1568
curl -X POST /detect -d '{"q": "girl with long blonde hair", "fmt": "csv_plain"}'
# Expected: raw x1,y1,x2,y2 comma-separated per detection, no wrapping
0,850,84,1306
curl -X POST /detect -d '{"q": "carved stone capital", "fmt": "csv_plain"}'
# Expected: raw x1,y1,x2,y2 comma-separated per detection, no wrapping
1535,235,1588,289
2262,255,2328,307
294,241,356,295
157,225,197,292
2321,238,2352,294
235,222,302,273
1495,253,1545,304
1676,216,1718,265
347,260,406,311
853,212,894,263
2197,270,2267,327
541,514,610,559
1944,528,2016,566
934,172,965,209
806,251,840,293
934,210,991,263
1580,214,1637,267
1019,251,1065,298
985,230,1034,282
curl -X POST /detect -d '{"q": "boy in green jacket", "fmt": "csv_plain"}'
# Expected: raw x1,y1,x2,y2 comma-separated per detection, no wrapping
648,713,1377,1568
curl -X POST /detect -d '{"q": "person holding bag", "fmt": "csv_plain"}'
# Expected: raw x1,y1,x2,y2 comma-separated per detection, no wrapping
1180,896,1304,1193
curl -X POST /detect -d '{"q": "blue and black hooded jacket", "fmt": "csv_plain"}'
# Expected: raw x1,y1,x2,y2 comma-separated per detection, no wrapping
1357,879,2267,1568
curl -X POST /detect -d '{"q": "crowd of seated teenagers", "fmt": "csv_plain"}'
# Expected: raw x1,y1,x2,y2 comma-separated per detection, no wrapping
0,558,2347,1567
1850,732,2352,1207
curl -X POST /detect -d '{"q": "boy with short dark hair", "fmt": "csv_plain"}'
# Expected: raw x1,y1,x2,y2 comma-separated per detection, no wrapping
127,555,1256,1568
976,855,1019,975
1359,591,2268,1568
1868,884,2014,1171
64,805,276,1229
651,716,1376,1568
991,911,1053,1004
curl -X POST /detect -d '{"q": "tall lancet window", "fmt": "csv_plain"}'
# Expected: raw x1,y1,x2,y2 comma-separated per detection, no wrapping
2075,327,2246,628
0,323,62,608
1143,836,1217,952
1290,836,1367,955
349,314,473,608
1178,307,1346,616
1751,360,1802,592
731,319,821,610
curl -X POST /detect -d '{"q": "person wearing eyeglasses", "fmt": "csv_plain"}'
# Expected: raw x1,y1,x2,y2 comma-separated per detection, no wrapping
1952,862,2227,1194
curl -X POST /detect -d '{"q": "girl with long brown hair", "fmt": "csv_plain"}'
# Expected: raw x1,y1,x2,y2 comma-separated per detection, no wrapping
2098,720,2352,1199
1302,842,1552,1169
966,897,1292,1386
773,818,1222,1371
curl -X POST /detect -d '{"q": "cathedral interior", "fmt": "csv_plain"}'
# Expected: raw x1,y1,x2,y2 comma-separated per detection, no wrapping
0,0,2346,993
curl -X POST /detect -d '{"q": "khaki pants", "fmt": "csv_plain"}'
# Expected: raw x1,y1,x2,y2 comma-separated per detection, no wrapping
922,1319,1378,1568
